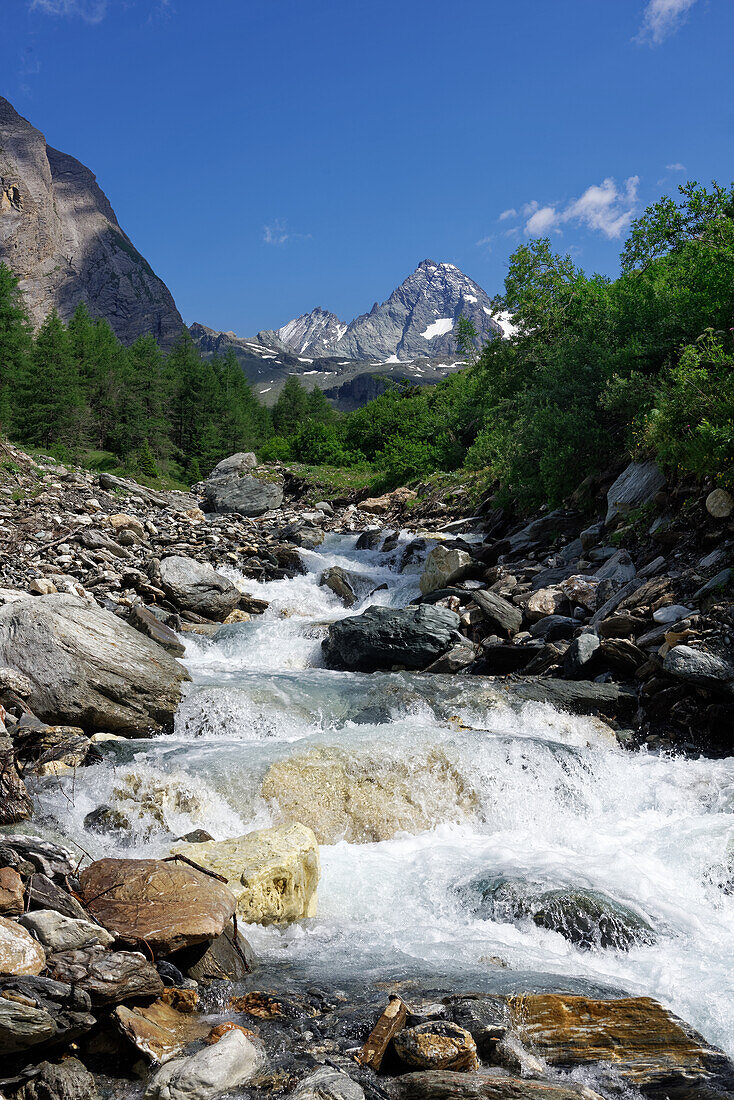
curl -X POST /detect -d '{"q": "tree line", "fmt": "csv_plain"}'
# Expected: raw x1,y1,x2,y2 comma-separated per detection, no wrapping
0,276,336,485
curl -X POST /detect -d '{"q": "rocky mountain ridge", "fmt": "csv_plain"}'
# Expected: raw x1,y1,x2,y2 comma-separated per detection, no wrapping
0,96,183,346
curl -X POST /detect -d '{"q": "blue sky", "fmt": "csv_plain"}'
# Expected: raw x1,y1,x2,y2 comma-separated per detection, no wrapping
2,0,731,334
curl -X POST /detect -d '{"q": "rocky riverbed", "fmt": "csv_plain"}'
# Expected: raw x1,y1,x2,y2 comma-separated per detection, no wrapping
1,443,734,1099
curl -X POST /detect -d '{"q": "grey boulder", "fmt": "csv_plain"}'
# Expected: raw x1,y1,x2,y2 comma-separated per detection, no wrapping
606,461,665,525
20,911,114,954
663,645,734,692
8,1057,100,1100
322,605,461,672
203,473,283,517
158,556,241,621
144,1026,263,1100
46,945,164,1006
208,452,257,478
0,595,189,735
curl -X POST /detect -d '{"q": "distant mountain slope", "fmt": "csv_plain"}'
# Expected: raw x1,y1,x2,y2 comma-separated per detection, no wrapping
264,259,501,359
191,259,504,408
0,96,183,346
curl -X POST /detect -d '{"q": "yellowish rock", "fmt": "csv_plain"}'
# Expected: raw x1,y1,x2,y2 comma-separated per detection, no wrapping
224,609,251,624
261,745,477,844
419,546,473,596
172,823,320,925
108,513,146,537
0,915,46,975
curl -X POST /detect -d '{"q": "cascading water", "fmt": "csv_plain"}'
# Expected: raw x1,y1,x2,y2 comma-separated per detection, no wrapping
36,532,734,1056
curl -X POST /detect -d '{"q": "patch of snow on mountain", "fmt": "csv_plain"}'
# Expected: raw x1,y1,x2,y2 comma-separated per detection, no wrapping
463,293,478,304
421,317,454,340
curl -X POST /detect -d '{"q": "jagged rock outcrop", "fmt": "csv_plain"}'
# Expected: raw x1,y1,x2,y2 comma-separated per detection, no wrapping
0,96,183,345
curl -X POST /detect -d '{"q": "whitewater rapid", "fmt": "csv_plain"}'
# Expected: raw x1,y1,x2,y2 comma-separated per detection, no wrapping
37,532,734,1055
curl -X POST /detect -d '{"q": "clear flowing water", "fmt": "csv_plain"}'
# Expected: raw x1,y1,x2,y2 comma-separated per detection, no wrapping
36,533,734,1055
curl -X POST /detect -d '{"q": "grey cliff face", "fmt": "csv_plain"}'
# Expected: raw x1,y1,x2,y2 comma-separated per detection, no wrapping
0,96,183,346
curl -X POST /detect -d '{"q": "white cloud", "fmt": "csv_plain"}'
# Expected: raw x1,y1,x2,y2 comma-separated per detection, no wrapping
525,205,559,236
521,176,639,240
262,218,311,247
30,0,108,21
637,0,698,45
666,162,686,171
475,235,493,249
498,208,517,222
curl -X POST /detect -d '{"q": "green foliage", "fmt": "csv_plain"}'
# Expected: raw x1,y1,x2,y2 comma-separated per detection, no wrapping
137,438,159,479
272,375,310,435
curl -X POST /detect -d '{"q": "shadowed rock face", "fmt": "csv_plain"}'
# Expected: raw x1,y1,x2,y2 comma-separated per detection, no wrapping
0,96,183,345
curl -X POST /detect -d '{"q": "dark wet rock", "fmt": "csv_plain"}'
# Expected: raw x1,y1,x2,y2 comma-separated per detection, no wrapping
0,595,189,735
0,976,95,1055
443,996,507,1059
606,461,666,526
356,530,382,551
323,605,461,672
471,591,523,637
6,1057,100,1100
563,634,601,679
157,555,241,621
458,876,655,951
26,875,89,922
391,1071,602,1100
528,615,577,642
46,944,164,1006
0,837,76,881
175,920,256,982
473,644,539,675
320,567,360,607
509,679,637,717
663,645,734,692
203,473,283,517
424,642,476,674
129,604,186,656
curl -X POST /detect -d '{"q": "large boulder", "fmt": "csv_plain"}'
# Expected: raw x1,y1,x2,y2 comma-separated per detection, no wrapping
393,1022,478,1071
322,605,461,672
663,645,734,692
78,858,236,956
158,556,241,621
261,745,477,844
420,546,473,596
144,1027,263,1100
208,452,257,479
0,595,189,735
203,473,283,517
605,461,665,525
172,823,320,926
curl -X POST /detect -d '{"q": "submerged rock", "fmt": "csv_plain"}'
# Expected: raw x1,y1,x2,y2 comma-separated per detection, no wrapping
0,595,189,735
322,604,460,672
172,823,320,925
261,745,478,844
458,876,655,951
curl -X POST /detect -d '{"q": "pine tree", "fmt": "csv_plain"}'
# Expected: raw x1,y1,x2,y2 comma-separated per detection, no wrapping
138,437,159,479
20,311,84,448
0,264,33,435
273,374,309,435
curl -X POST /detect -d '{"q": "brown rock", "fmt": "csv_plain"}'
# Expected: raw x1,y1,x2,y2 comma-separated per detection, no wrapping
78,857,236,957
393,1021,478,1072
0,867,24,916
358,995,408,1071
114,995,210,1062
206,1022,257,1045
392,1072,602,1100
506,994,731,1087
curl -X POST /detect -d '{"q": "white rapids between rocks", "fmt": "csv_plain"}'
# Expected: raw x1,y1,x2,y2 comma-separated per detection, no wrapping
36,532,734,1055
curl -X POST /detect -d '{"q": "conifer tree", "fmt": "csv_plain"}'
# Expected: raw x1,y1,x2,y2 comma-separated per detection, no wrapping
0,264,32,435
20,311,83,448
137,437,159,478
272,374,309,435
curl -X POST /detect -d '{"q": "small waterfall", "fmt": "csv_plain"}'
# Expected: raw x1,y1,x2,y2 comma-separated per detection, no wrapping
34,531,734,1057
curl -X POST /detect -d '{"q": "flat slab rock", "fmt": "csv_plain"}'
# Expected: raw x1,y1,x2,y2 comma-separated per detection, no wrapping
0,975,96,1055
392,1072,603,1100
506,994,734,1088
78,857,236,956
